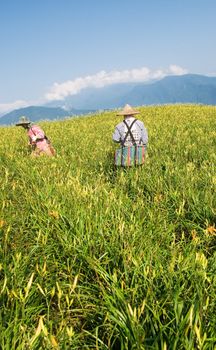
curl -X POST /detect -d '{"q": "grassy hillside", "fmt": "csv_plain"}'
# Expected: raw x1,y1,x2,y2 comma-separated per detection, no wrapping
0,105,216,349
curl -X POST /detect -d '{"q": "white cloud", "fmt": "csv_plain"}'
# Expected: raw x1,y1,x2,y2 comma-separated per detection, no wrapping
0,100,29,115
168,64,188,75
0,65,188,114
206,72,216,77
45,65,188,101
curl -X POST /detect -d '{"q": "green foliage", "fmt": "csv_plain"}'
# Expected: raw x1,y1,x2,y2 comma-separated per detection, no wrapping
0,105,216,349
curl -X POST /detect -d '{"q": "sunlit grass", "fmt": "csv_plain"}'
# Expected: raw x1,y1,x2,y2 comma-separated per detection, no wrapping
0,105,216,349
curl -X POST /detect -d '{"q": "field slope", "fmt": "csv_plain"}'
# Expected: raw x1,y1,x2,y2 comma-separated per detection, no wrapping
0,105,216,349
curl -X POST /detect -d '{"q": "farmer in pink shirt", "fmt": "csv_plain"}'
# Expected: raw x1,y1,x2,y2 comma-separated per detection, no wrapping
16,116,56,156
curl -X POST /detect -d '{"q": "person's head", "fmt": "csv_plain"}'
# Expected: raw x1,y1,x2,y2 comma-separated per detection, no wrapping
15,116,31,129
116,104,140,119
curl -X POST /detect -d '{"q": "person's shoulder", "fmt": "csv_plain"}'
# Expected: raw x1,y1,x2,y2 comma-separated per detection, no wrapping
32,124,42,130
136,119,145,126
115,121,124,129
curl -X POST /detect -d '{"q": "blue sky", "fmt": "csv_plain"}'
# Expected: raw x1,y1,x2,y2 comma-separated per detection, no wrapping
0,0,215,113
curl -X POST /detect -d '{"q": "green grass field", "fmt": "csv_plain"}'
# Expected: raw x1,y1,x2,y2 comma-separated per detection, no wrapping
0,105,216,349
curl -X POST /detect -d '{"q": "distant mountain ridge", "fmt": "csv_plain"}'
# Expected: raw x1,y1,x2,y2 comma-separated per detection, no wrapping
125,74,216,106
1,74,216,125
48,74,216,109
0,106,95,126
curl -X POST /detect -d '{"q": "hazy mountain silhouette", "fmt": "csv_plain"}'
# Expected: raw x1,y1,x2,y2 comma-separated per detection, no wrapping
1,74,216,125
0,106,95,125
47,74,216,109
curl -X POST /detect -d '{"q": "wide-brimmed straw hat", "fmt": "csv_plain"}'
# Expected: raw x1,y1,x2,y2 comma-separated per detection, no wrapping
15,116,31,126
117,104,140,116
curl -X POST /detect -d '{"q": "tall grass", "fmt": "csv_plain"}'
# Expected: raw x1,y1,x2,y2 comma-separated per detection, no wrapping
0,105,216,349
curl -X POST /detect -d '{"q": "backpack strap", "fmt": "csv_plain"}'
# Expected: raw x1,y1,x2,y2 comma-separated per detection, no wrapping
122,119,137,146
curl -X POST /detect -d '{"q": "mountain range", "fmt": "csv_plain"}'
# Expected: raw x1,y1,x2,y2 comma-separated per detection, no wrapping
1,74,216,125
0,106,95,126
